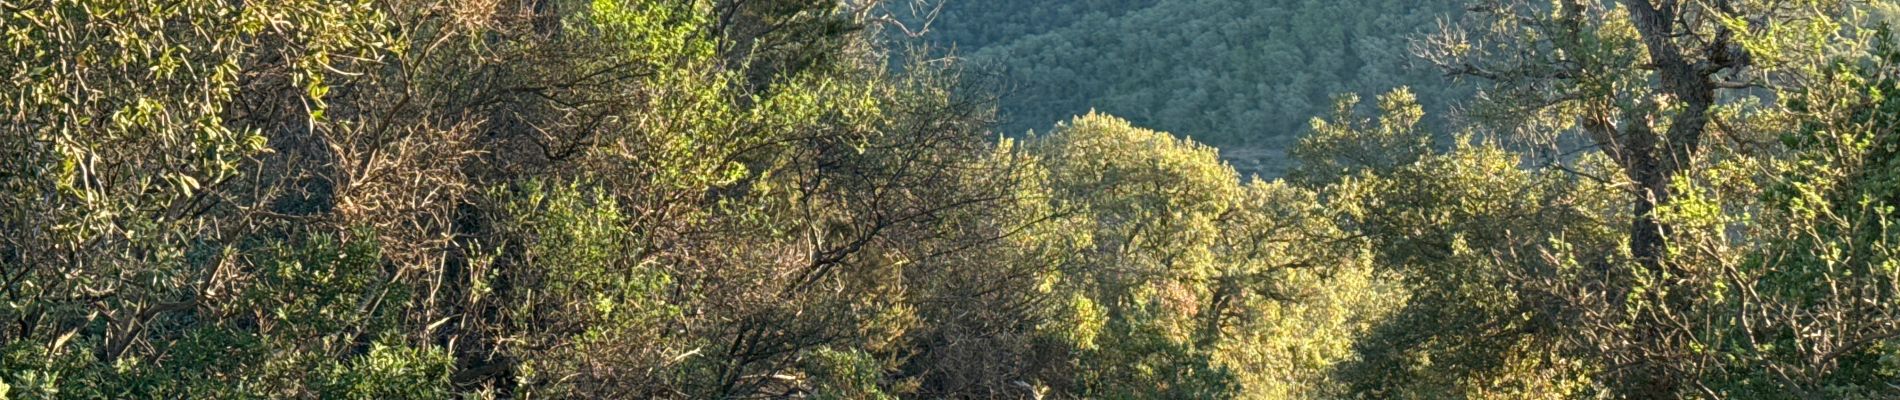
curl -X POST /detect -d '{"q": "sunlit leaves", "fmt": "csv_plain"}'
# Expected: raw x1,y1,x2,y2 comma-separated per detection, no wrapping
1013,112,1397,398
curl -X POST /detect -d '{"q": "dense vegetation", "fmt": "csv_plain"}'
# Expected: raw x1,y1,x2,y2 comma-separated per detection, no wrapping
2,0,1898,399
913,0,1473,174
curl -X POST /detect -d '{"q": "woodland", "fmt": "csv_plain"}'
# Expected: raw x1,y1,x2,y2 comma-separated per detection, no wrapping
3,0,1900,399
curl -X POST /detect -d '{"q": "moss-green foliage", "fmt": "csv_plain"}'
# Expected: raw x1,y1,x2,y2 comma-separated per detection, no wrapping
1009,113,1397,399
484,180,684,396
1328,140,1619,399
1292,88,1433,185
912,0,1470,175
1075,313,1240,399
313,339,456,400
1683,39,1900,399
5,0,1900,398
1022,114,1243,397
904,0,1161,51
800,347,896,400
0,231,452,398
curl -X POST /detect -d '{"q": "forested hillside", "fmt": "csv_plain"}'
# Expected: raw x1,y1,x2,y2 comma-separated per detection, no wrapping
916,0,1472,174
4,0,1900,399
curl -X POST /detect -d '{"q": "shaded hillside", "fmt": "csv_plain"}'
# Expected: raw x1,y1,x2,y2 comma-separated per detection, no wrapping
923,0,1469,175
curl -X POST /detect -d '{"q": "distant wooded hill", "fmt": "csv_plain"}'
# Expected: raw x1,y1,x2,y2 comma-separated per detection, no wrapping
911,0,1471,175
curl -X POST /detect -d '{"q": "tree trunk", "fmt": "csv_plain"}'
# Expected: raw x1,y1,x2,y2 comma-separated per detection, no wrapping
1613,1,1736,397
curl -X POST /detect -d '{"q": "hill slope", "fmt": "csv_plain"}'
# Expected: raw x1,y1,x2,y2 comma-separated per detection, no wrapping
920,0,1469,174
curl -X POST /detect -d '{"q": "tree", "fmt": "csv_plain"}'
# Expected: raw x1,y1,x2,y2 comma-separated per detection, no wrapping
1415,0,1854,395
1015,113,1397,398
912,0,1470,175
0,0,1030,397
1686,35,1900,398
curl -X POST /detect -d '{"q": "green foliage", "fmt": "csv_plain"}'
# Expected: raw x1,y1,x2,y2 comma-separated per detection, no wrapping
1013,113,1399,398
800,347,896,400
5,0,1899,398
914,0,1470,175
0,229,450,398
486,180,683,396
1075,313,1240,399
313,339,455,400
1685,39,1900,399
1292,87,1432,185
1031,112,1240,294
1330,141,1618,398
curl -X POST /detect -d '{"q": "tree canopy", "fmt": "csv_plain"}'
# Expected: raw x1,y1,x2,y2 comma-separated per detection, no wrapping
3,0,1899,399
910,0,1472,175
